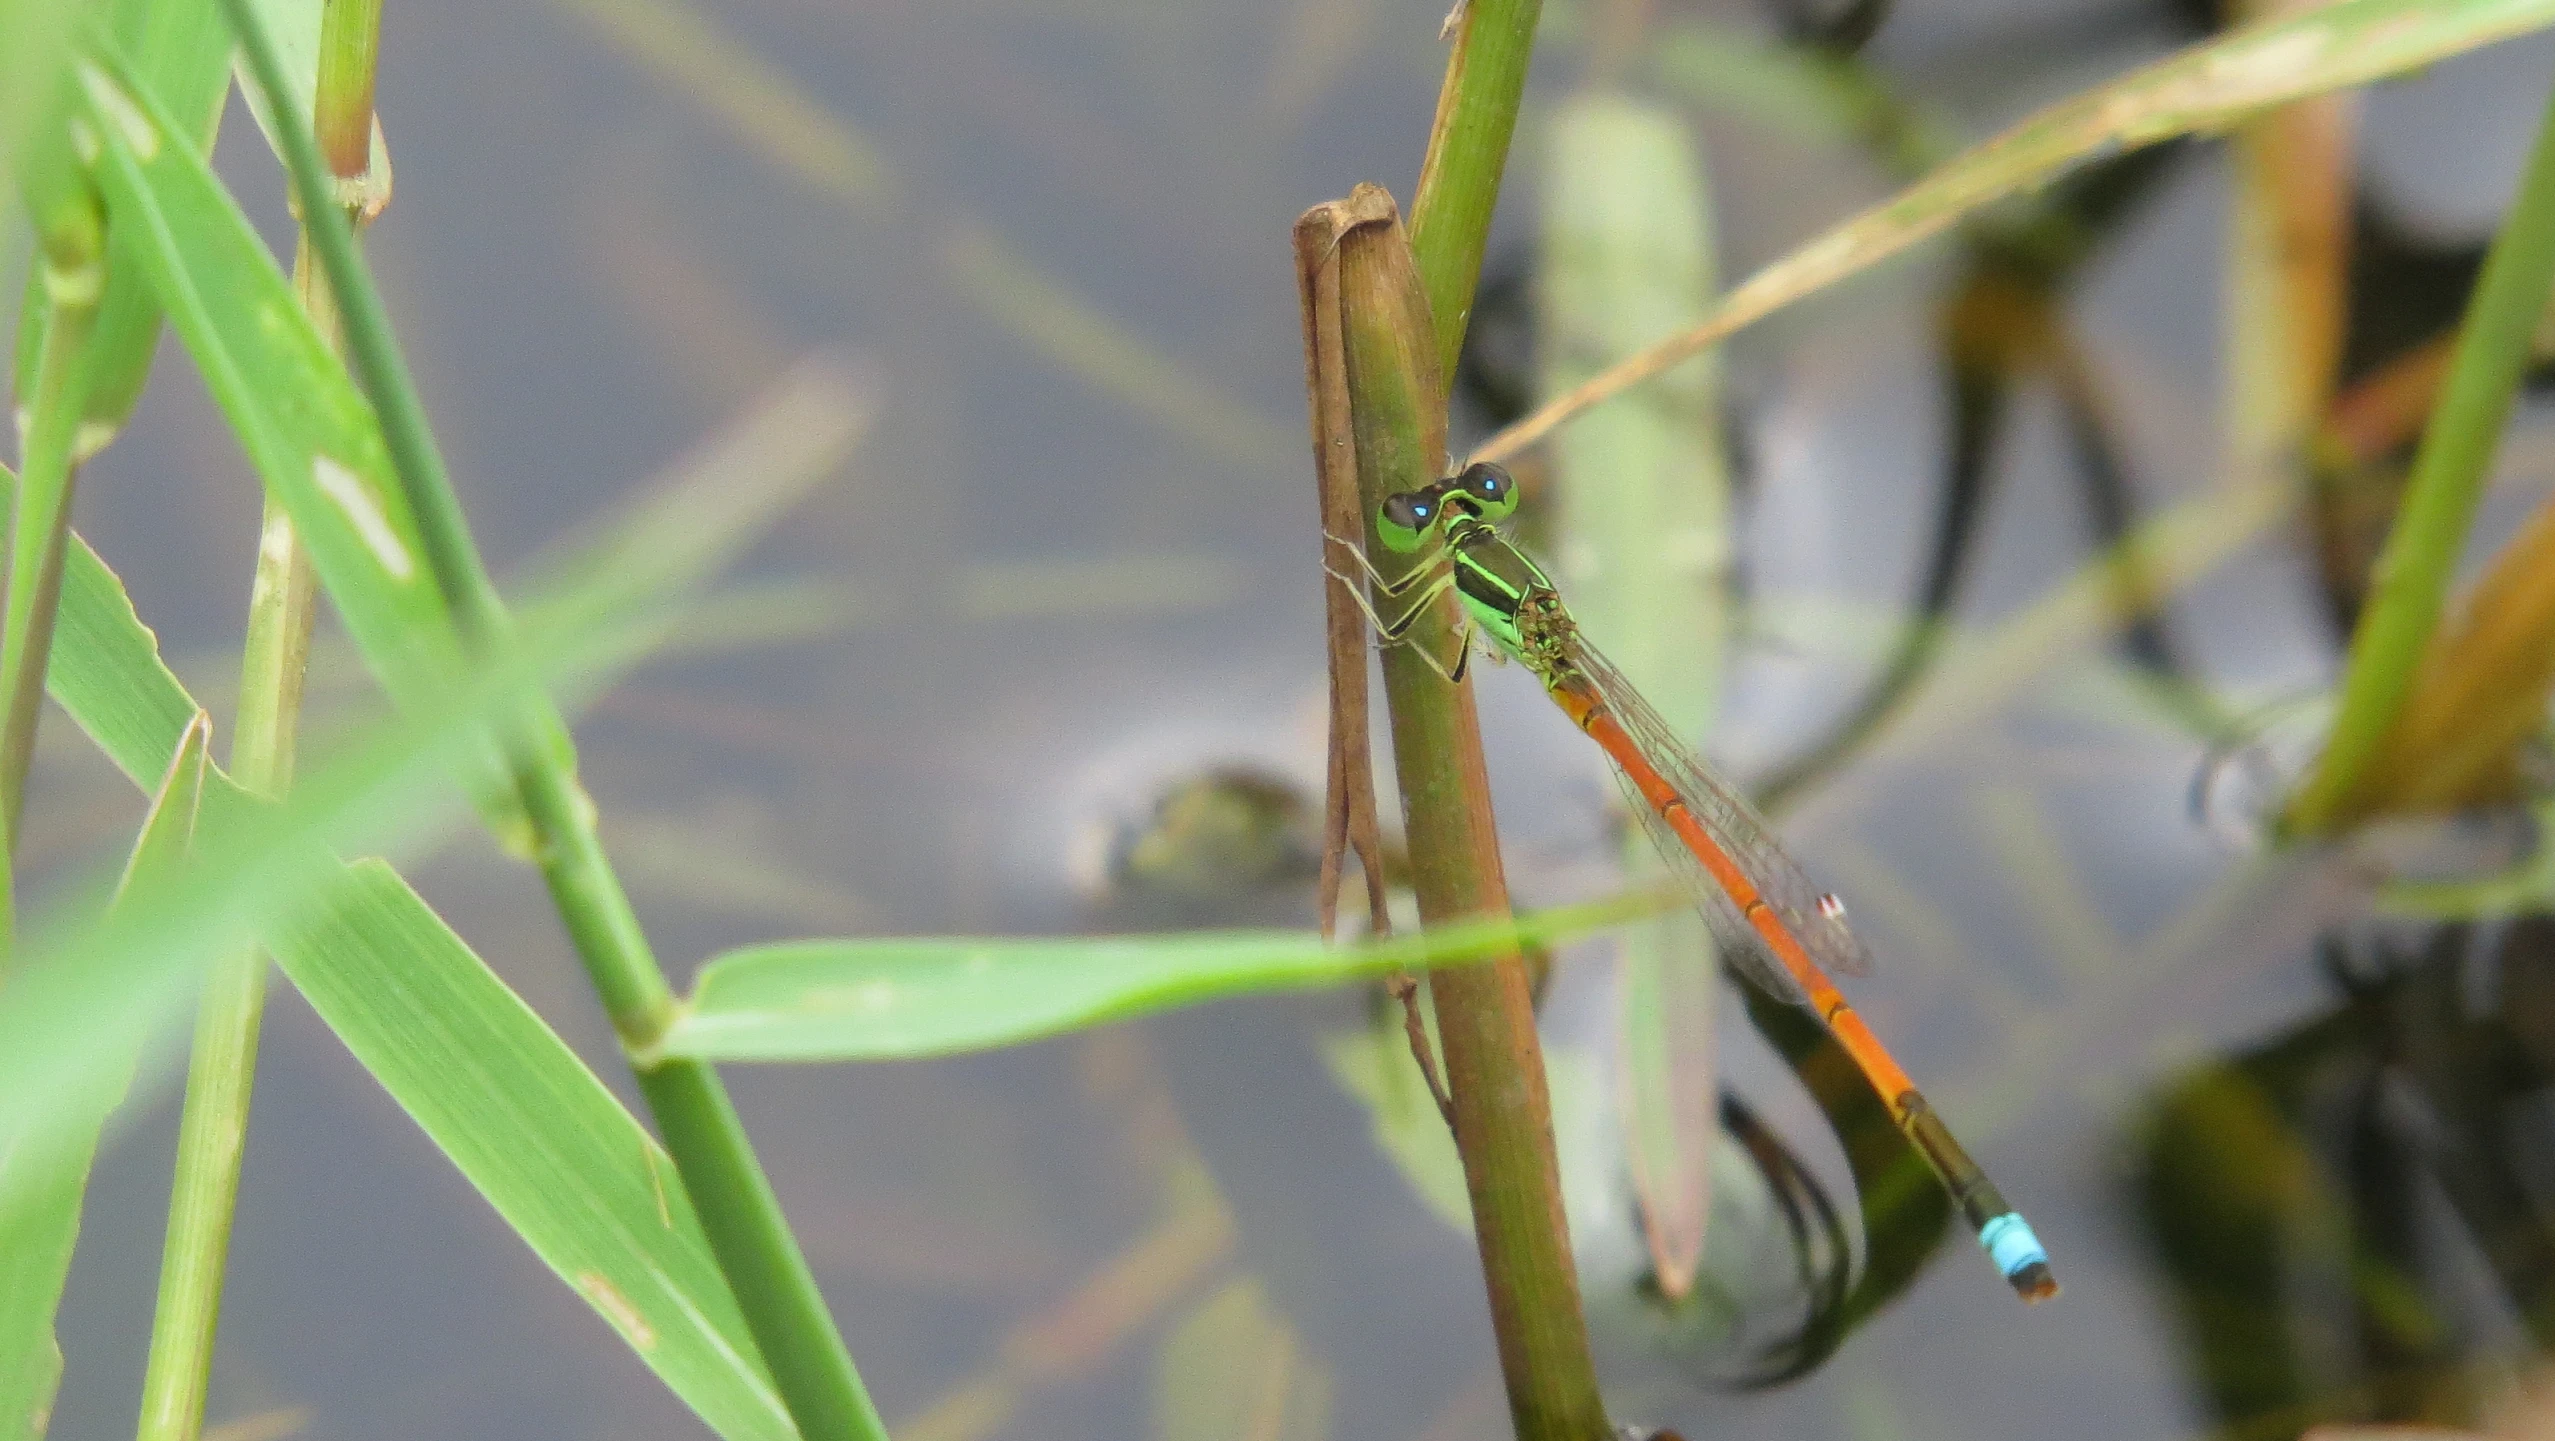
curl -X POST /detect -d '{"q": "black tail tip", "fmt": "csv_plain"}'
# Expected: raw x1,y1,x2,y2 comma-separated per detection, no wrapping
2009,1260,2060,1304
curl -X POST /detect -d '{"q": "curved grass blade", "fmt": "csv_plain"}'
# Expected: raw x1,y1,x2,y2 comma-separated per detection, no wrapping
2286,81,2555,835
1477,0,2555,464
646,890,1672,1065
0,712,208,1441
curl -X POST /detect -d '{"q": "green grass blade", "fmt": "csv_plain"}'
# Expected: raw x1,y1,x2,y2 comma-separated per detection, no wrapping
219,0,891,1427
0,460,236,788
2284,78,2555,835
648,890,1671,1064
0,713,208,1441
0,374,824,1211
0,597,666,1218
1479,0,2555,463
64,42,535,836
2,672,791,1441
21,468,843,1441
266,862,795,1441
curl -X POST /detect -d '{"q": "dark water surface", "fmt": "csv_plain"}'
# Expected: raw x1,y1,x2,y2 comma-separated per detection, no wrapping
38,0,2555,1436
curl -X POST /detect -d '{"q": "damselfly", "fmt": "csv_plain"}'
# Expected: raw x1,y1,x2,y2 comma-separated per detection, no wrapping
1328,461,2057,1303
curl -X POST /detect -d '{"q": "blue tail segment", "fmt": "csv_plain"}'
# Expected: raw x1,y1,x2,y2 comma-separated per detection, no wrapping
1978,1213,2058,1302
1979,1213,2045,1274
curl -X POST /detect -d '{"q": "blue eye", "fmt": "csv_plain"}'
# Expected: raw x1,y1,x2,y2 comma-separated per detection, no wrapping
1414,503,1431,517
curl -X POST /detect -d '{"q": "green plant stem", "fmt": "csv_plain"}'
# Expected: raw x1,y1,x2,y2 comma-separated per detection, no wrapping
1408,0,1545,380
136,23,377,1414
217,4,887,1436
135,21,370,1427
2285,76,2555,836
1379,2,1609,1433
133,224,334,1441
1393,3,1609,1435
0,210,105,941
1334,199,1609,1438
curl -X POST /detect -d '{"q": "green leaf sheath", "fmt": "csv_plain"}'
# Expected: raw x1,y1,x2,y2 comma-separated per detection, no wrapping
2286,76,2555,834
313,0,382,179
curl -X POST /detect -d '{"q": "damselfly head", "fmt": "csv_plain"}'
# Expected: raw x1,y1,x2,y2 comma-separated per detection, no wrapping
1445,460,1520,522
1375,489,1442,553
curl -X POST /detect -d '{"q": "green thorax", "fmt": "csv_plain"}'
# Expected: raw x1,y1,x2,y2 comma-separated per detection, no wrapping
1445,519,1577,678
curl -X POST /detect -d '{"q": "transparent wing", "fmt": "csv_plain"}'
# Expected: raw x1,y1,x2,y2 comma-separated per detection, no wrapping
1563,632,1876,989
1611,766,1813,1010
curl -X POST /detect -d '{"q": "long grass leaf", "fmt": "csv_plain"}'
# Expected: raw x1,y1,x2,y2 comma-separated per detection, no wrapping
648,890,1670,1064
267,863,794,1441
18,450,851,1439
222,0,893,1427
0,592,666,1224
0,461,231,788
65,42,534,835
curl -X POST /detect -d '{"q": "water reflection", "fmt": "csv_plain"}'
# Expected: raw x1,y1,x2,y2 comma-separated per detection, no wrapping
2139,919,2555,1437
